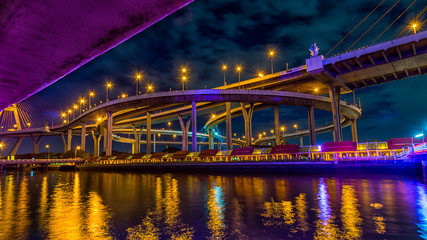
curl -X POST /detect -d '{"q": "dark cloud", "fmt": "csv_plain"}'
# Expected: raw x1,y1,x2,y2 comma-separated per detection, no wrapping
16,0,427,152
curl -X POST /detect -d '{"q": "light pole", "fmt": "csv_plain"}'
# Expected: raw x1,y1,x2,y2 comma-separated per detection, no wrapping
222,65,227,86
67,109,71,122
168,122,171,130
413,24,417,34
281,126,285,135
75,146,80,158
236,66,242,89
182,76,186,91
45,145,50,160
89,91,94,108
294,124,298,133
106,82,112,101
73,105,77,120
136,74,142,95
79,98,85,115
269,50,275,74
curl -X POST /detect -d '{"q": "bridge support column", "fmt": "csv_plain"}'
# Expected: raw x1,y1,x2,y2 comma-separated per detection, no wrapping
9,137,23,156
226,102,232,150
300,136,304,146
106,112,113,156
31,135,42,154
91,130,102,157
81,122,86,152
67,129,72,151
61,134,67,153
274,105,280,146
241,103,254,147
146,112,151,154
308,106,316,145
351,119,358,143
131,125,143,154
178,115,191,151
328,82,342,142
192,101,197,152
208,129,214,149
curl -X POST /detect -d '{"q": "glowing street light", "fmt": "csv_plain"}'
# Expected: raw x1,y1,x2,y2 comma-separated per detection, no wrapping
168,122,171,129
79,98,85,115
147,84,154,93
294,124,298,132
136,74,142,95
89,91,95,108
211,114,216,118
73,104,78,120
258,71,264,77
222,65,227,86
268,50,275,74
27,122,31,128
413,24,418,33
75,146,81,158
97,117,102,122
182,76,187,91
236,66,242,89
106,82,112,101
45,144,50,160
270,129,274,134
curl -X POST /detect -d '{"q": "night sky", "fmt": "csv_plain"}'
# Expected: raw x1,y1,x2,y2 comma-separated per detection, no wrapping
12,0,427,153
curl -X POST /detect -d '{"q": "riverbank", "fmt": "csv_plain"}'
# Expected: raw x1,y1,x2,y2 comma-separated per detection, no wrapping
78,160,422,175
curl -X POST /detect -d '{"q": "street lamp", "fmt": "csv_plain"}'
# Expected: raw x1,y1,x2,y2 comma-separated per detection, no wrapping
67,109,71,122
136,74,142,95
73,105,78,120
268,50,275,74
75,146,80,158
168,122,171,130
236,66,242,89
45,145,50,160
89,91,94,108
281,126,285,135
222,65,227,86
211,114,216,118
413,23,418,34
79,98,85,115
147,84,154,93
106,82,112,101
294,124,298,132
270,129,274,134
27,122,31,128
182,76,186,91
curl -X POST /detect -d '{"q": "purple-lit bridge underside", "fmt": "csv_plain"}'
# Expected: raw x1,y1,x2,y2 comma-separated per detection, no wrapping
0,0,193,110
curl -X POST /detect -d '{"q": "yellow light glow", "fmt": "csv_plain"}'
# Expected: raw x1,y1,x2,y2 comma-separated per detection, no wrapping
211,114,216,118
62,113,66,117
121,94,126,98
63,120,67,123
258,73,264,77
269,50,275,56
106,82,112,88
263,132,266,135
222,65,227,70
27,123,31,126
136,74,142,80
45,145,49,148
97,117,102,122
68,109,72,113
182,76,186,81
0,143,3,148
90,91,94,96
74,105,78,109
315,88,318,92
80,99,84,104
281,126,285,131
168,122,171,126
270,129,274,134
182,68,186,73
236,66,242,72
294,124,297,128
77,146,80,150
173,134,177,138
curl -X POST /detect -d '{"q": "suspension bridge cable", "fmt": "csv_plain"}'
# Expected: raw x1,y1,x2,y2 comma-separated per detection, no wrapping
325,0,385,57
372,0,417,44
346,0,401,52
396,4,427,37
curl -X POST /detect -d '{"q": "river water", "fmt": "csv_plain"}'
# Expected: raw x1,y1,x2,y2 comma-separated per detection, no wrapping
0,170,426,239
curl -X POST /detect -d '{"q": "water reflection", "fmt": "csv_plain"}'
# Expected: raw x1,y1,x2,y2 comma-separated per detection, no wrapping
0,172,425,239
207,185,226,239
341,185,362,239
127,175,194,239
315,178,339,240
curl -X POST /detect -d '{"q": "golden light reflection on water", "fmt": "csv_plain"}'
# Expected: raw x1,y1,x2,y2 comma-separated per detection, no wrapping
341,185,362,240
127,176,194,240
0,176,16,239
261,199,295,226
207,185,226,240
86,192,112,239
295,193,308,233
16,177,30,239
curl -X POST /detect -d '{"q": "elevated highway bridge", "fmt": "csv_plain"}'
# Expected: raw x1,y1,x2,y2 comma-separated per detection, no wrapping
0,31,426,156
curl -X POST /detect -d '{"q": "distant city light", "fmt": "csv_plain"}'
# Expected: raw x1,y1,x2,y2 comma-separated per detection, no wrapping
415,133,424,138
